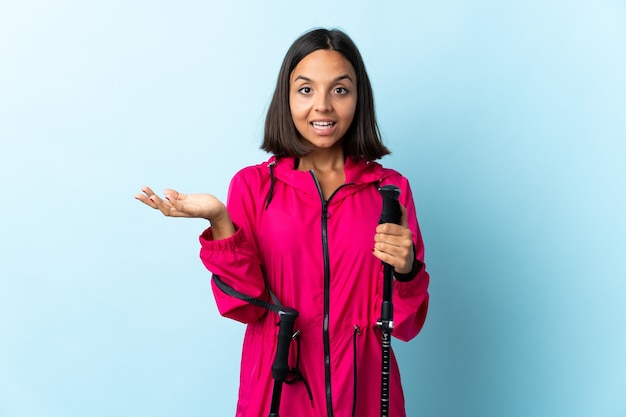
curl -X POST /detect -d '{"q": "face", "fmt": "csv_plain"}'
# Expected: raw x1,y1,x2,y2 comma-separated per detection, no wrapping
289,49,358,151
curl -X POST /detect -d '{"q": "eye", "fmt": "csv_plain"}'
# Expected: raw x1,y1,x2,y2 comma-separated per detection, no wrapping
334,87,349,95
298,86,312,94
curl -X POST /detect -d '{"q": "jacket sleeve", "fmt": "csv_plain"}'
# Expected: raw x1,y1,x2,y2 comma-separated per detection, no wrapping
388,176,430,342
199,170,269,324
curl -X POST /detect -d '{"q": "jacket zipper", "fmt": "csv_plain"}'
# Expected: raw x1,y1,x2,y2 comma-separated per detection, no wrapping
310,171,353,417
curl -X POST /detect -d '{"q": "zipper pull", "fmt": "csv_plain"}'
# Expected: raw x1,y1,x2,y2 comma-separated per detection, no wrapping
322,201,329,219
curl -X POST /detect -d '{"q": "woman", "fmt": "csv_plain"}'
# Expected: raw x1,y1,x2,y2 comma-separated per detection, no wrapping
136,28,430,417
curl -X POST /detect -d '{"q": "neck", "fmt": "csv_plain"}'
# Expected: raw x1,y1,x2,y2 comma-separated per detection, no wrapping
297,147,345,174
297,147,347,200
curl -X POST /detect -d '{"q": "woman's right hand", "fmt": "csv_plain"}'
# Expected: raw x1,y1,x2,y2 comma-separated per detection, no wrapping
135,186,235,238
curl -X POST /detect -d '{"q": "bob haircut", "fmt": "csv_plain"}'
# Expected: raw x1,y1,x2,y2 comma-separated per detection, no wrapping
262,28,390,161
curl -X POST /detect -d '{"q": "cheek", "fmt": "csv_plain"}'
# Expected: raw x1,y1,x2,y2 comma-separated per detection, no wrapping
340,101,358,125
289,97,306,121
288,96,295,116
288,92,297,112
289,94,299,118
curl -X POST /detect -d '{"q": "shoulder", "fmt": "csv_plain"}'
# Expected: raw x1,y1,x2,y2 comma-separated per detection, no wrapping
230,157,276,185
368,159,407,183
379,165,406,182
225,159,274,204
371,162,415,204
351,158,409,187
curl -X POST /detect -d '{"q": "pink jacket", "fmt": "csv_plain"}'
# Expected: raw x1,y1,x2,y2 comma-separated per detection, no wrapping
200,155,429,417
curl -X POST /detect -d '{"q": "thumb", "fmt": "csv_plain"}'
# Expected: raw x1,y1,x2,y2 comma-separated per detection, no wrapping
399,204,408,228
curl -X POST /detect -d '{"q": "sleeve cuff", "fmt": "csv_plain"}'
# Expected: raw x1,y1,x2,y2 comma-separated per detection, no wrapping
393,253,423,282
199,223,244,252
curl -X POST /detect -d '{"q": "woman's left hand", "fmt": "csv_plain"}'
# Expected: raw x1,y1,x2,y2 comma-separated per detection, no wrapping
373,204,414,275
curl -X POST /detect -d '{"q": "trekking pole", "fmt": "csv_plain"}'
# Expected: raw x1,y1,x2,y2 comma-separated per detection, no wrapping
268,307,299,417
376,185,402,417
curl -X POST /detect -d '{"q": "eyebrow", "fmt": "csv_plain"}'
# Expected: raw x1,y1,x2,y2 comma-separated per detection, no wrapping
293,74,354,83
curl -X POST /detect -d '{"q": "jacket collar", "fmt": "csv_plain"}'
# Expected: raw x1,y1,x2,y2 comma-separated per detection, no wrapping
266,155,393,198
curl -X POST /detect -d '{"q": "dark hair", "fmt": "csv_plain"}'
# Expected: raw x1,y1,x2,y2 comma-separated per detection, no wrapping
262,28,390,160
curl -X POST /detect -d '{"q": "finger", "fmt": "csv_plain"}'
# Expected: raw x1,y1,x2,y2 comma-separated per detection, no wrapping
373,231,399,244
162,189,192,215
374,239,411,258
376,223,404,235
372,248,410,271
163,189,180,201
154,194,195,218
147,193,165,214
135,192,158,209
148,193,174,215
163,189,185,210
373,247,412,274
374,238,412,257
376,223,412,239
141,186,156,197
135,186,159,208
135,193,155,207
372,247,395,267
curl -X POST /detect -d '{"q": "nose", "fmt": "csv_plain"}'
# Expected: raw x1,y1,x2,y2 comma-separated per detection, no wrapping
314,92,332,112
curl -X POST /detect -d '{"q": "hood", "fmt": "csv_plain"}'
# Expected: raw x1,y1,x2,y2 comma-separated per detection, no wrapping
265,155,396,201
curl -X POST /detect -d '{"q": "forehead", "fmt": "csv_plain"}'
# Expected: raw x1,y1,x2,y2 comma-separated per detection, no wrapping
290,49,356,82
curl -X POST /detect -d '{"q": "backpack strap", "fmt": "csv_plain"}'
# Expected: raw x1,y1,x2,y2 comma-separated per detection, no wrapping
212,272,284,314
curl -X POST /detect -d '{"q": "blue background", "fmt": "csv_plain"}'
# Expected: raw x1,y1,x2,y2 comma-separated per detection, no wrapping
1,1,624,416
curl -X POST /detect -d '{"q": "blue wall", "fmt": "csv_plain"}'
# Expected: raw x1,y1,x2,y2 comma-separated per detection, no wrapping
1,1,624,416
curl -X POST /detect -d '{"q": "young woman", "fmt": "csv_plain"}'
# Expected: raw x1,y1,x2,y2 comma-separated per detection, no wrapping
136,28,430,417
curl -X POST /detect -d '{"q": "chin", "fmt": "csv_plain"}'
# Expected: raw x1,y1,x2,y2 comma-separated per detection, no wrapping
303,137,343,149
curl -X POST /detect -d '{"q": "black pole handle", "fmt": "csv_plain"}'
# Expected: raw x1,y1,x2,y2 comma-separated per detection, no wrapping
378,184,402,323
378,185,402,225
272,308,299,381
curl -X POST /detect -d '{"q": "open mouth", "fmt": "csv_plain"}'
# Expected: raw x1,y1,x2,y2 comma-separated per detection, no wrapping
311,121,336,130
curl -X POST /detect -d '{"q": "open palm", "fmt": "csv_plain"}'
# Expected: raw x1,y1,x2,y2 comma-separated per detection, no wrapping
135,186,226,220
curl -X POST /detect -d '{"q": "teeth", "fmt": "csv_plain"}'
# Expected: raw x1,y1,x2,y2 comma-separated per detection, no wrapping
312,121,334,128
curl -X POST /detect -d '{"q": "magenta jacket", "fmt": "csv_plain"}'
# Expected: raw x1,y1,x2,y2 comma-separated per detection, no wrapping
199,155,430,417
